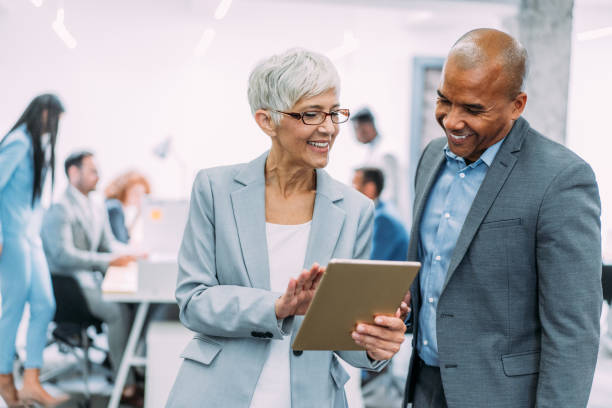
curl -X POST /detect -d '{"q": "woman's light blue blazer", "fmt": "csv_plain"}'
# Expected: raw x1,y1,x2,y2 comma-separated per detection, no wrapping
0,124,55,373
0,125,42,245
166,151,386,407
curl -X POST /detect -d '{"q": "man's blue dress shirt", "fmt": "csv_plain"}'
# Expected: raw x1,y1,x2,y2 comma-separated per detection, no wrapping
417,139,503,366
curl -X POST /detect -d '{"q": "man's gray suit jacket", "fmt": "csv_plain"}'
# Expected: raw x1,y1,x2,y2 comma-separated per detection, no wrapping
404,117,602,408
41,187,115,282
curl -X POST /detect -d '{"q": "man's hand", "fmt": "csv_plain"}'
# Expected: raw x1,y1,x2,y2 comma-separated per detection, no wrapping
109,255,137,267
352,308,407,361
275,263,325,320
398,290,411,321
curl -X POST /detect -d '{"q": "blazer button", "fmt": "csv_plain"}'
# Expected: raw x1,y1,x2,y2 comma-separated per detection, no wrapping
293,350,303,356
265,332,273,338
251,331,262,338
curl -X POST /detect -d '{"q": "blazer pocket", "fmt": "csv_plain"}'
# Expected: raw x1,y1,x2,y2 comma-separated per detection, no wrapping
180,335,222,366
479,218,522,231
330,355,350,389
501,350,540,377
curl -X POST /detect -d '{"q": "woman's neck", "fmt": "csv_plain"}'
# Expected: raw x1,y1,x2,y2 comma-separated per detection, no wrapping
265,151,316,198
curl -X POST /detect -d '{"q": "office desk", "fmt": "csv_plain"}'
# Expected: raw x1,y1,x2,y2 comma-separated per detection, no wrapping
102,260,177,408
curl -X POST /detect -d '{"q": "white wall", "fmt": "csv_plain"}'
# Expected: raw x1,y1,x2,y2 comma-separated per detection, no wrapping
0,0,514,220
568,0,612,260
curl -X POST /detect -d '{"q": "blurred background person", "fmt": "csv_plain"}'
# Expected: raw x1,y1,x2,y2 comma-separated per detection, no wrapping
352,166,410,408
41,151,144,406
0,94,69,407
166,48,407,407
104,170,151,245
351,108,406,221
352,167,409,262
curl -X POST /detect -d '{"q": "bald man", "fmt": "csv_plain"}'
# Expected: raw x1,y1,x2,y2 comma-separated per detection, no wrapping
403,29,601,408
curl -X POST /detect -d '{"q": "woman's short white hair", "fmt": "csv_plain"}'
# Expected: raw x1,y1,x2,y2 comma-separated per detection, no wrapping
248,48,341,124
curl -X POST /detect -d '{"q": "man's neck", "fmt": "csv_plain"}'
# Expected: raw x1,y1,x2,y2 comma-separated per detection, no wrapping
70,184,90,198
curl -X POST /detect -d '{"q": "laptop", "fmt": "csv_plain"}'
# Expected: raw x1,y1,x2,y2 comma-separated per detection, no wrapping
141,198,189,262
138,199,189,299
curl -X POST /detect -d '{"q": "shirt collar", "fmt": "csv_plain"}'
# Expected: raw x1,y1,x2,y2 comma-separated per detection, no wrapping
69,184,92,210
443,137,504,169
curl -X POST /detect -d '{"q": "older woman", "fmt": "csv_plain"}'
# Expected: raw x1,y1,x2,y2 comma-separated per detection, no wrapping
166,48,407,407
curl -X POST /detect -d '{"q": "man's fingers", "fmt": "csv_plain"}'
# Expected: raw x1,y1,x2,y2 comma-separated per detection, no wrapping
351,331,403,357
373,315,407,330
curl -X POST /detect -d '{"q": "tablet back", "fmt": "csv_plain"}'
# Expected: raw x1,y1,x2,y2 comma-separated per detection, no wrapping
292,259,420,351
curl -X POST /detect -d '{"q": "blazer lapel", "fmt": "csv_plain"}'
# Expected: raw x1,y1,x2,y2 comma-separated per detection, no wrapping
442,118,528,291
408,150,446,261
230,152,270,290
65,188,93,249
302,169,345,270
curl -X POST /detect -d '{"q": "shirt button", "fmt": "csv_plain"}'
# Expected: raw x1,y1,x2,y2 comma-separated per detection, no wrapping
423,340,429,346
444,213,450,219
435,255,441,261
428,297,434,303
459,173,465,179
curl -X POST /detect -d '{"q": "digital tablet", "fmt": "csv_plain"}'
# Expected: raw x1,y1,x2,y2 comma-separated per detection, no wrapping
292,259,420,351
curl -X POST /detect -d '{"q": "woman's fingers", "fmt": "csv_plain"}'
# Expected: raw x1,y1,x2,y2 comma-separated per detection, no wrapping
311,270,324,290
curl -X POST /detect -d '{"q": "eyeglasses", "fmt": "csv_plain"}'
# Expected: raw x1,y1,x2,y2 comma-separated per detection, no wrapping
274,109,350,125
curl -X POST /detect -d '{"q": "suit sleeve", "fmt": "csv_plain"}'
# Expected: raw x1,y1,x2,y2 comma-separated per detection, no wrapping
175,170,291,339
41,204,114,271
338,199,388,370
535,161,601,407
0,134,29,246
371,214,409,261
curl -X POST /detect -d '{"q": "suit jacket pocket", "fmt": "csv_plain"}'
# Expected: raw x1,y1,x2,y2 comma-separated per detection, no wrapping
501,350,540,376
479,218,522,231
180,335,222,366
330,355,350,389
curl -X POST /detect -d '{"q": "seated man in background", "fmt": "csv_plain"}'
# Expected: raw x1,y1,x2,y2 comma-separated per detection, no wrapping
353,167,410,408
353,167,409,261
41,151,143,405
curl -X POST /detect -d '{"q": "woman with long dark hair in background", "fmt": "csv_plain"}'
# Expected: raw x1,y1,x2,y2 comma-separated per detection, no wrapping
0,94,69,407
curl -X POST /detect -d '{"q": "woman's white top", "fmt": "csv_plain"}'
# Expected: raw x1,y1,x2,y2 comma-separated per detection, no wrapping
249,220,312,408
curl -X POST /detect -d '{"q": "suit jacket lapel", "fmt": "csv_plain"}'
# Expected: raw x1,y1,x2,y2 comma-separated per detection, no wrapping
408,150,446,261
230,152,270,290
65,188,93,249
302,169,345,270
441,118,528,291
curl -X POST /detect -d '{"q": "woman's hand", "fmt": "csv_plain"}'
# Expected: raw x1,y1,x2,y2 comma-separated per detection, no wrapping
0,244,2,258
351,308,407,361
275,263,325,320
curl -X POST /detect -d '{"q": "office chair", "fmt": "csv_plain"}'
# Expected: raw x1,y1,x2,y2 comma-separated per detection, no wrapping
40,274,108,407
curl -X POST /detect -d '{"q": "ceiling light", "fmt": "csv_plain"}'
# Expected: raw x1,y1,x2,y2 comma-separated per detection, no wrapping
326,31,360,61
578,26,612,41
194,28,216,57
52,8,77,49
214,0,233,20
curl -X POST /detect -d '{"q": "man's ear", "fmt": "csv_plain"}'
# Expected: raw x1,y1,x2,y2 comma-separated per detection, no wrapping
511,92,527,119
67,166,79,185
364,181,378,200
254,109,277,137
